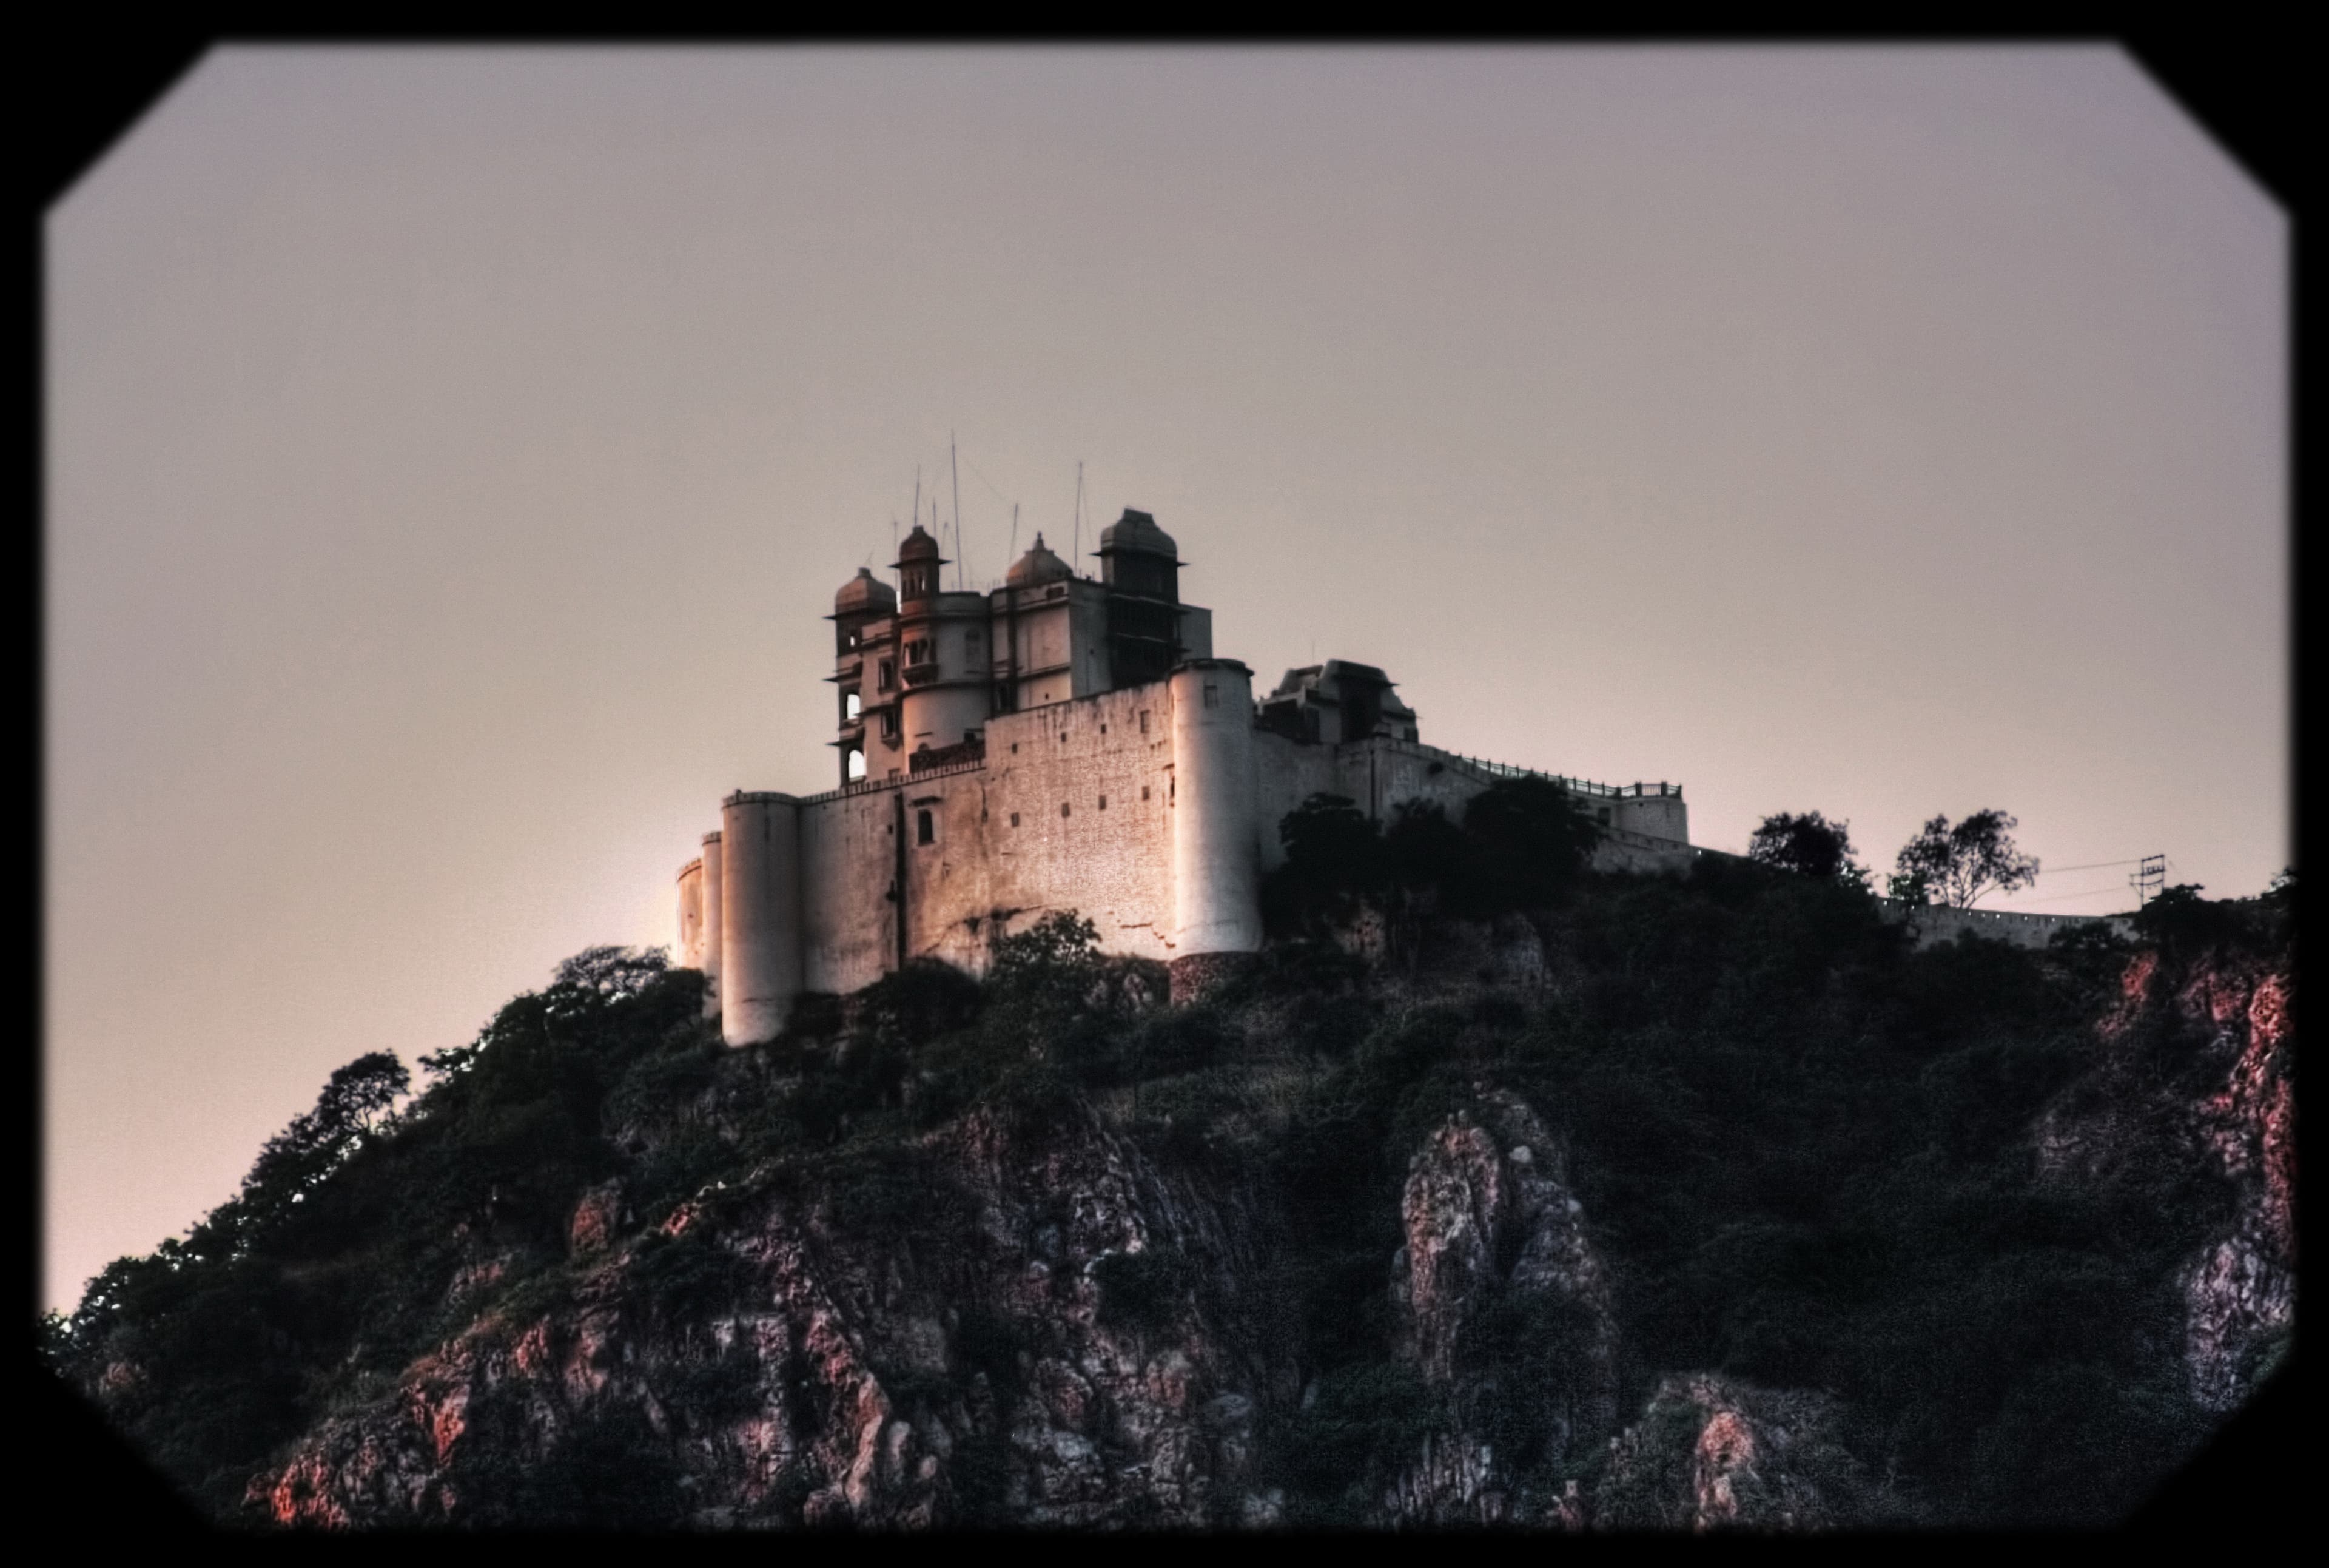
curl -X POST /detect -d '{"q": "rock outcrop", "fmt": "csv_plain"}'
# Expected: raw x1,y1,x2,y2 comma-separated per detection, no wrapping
2041,950,2296,1415
250,1100,1294,1529
1382,1087,1618,1524
1594,1374,1875,1532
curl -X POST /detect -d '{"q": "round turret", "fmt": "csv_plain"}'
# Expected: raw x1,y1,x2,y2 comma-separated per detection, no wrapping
1097,508,1181,605
1005,533,1075,588
1099,507,1178,560
895,525,947,601
833,566,896,617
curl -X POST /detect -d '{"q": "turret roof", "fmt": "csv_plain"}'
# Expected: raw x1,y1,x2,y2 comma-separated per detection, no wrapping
833,567,897,616
1006,533,1075,588
895,523,944,565
1097,507,1177,559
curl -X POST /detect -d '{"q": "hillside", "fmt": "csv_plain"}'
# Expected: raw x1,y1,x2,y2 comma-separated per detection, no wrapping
44,855,2293,1530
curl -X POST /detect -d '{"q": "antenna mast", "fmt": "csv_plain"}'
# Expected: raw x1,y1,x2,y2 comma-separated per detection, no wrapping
951,432,963,591
1072,460,1084,577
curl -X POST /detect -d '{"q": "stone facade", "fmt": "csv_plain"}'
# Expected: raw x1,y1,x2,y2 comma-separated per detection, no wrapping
679,508,1696,1044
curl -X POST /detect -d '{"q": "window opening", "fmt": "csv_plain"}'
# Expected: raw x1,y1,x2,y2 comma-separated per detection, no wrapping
916,809,934,845
1204,683,1219,708
846,749,867,781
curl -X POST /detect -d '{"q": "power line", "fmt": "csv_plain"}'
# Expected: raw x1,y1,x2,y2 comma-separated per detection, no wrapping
961,453,1015,510
1988,884,2139,903
2029,858,2145,875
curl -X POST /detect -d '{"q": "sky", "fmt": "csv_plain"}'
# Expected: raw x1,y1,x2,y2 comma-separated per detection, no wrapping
44,46,2286,1311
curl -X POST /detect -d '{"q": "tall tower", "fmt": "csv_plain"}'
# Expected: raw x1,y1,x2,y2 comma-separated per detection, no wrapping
893,523,991,764
1097,508,1184,687
828,567,897,784
1169,658,1263,961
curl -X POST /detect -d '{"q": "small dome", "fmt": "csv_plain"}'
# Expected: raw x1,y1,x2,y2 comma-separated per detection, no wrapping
1006,533,1075,588
833,567,896,616
895,523,943,564
1098,507,1177,559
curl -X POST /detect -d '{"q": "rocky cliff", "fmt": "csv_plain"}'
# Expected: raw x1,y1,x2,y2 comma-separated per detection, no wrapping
54,873,2293,1530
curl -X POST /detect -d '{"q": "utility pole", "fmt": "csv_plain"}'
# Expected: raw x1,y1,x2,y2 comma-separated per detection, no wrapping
2130,854,2166,908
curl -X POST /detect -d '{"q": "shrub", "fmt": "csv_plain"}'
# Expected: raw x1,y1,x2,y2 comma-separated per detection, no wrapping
632,1226,754,1322
1280,1362,1436,1510
1091,1247,1195,1333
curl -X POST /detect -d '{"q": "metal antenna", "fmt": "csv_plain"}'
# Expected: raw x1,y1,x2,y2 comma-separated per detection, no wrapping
1072,461,1084,577
951,432,963,591
1010,502,1019,564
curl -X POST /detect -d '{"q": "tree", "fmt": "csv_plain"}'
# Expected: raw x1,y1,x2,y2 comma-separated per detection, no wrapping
1452,775,1602,914
2130,884,2255,961
1263,793,1385,935
1748,812,1860,880
229,1051,412,1240
1894,810,2039,910
1886,869,1932,906
551,945,671,1002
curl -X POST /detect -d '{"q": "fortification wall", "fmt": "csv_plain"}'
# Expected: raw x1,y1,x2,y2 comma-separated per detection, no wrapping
798,785,906,997
721,793,803,1046
675,859,705,971
796,681,1181,997
699,832,722,1020
1168,662,1262,957
720,690,1712,1018
1249,736,1694,875
1874,898,2136,951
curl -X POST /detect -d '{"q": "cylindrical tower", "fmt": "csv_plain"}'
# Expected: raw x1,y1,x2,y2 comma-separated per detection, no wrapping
675,857,705,971
699,830,724,1022
719,792,804,1046
893,523,992,759
1169,659,1263,958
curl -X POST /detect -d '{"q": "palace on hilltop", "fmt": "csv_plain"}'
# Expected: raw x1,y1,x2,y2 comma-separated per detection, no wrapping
673,508,1694,1044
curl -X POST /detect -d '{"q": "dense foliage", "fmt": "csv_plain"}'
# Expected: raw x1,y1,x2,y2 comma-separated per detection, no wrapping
1262,776,1602,940
1746,810,1861,881
1891,809,2041,910
44,850,2288,1529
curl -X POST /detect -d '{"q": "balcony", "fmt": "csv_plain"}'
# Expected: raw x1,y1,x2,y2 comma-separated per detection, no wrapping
909,736,986,773
902,660,942,687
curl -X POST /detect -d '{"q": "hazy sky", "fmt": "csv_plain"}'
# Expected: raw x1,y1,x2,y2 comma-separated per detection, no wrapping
44,46,2285,1310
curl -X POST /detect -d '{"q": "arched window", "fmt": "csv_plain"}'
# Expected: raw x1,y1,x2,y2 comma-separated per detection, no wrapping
846,749,867,781
844,690,861,721
916,808,934,845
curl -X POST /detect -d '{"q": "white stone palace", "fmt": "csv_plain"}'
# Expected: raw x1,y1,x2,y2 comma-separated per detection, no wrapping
672,508,1699,1044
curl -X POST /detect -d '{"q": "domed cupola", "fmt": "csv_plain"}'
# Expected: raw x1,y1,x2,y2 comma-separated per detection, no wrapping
893,524,947,602
1005,533,1075,590
1098,506,1178,561
833,566,896,617
1097,508,1180,603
